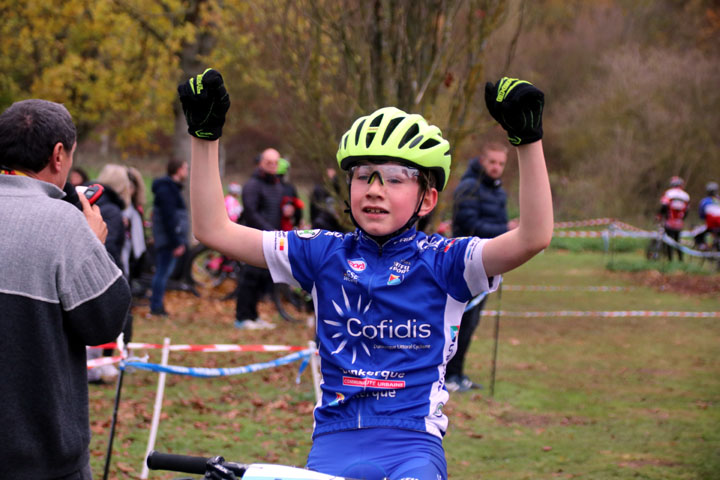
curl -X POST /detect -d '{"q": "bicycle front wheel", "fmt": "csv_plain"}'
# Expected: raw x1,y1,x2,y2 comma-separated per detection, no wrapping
187,244,232,291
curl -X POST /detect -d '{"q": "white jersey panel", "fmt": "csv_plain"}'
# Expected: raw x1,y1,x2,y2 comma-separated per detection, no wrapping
462,237,501,296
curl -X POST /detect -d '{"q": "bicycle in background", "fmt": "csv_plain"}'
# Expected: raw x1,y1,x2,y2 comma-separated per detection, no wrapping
187,243,314,324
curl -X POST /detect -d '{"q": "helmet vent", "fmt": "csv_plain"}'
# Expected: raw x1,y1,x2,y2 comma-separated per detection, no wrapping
408,135,424,148
369,114,384,127
343,134,348,150
355,119,366,145
365,132,376,147
398,124,419,149
382,117,403,144
419,138,439,149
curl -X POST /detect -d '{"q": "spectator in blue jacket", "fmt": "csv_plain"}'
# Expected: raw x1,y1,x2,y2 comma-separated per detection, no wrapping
149,158,189,316
448,141,516,392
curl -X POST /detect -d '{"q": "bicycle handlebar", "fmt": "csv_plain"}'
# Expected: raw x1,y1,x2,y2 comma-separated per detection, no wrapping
146,450,247,476
147,450,379,480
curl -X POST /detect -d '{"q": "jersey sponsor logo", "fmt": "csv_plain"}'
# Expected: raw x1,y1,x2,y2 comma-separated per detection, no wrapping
342,376,406,389
323,286,432,364
343,270,359,284
465,238,479,261
387,273,402,285
347,318,431,340
347,258,367,272
450,325,459,341
395,232,416,243
328,392,345,406
389,261,411,274
433,402,445,417
340,367,405,380
296,229,321,239
417,236,445,252
324,231,345,239
355,390,397,400
273,232,287,252
443,238,457,252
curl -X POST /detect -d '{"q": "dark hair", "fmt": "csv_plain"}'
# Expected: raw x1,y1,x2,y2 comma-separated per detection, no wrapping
167,158,185,176
418,169,436,192
70,166,89,184
0,99,77,173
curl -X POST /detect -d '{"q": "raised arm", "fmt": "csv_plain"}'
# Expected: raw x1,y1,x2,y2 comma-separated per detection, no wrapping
480,78,553,277
179,69,266,267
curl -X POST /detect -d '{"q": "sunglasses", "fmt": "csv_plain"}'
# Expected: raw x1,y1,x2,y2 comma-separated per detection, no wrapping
350,164,420,188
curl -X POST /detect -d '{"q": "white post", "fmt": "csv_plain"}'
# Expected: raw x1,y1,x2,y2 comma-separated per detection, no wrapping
140,337,171,479
308,340,322,404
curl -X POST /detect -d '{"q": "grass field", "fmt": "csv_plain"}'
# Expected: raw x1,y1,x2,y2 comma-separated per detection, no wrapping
88,249,720,479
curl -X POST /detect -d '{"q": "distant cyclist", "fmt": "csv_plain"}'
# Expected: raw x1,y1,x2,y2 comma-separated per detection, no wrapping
694,181,720,250
658,176,690,261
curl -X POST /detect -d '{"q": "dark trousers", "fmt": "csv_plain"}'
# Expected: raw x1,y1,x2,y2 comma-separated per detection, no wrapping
664,227,683,262
236,265,273,320
150,247,178,311
446,296,487,378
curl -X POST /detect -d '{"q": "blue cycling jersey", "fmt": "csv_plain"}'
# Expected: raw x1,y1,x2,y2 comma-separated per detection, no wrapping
263,227,498,439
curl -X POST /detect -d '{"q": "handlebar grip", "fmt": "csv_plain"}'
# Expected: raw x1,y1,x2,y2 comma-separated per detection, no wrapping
146,450,209,474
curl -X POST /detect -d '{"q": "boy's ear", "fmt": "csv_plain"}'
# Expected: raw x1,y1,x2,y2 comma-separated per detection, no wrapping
418,187,438,217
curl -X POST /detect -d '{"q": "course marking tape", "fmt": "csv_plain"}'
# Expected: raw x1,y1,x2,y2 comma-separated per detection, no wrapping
554,218,646,232
552,224,720,258
502,285,636,292
658,233,720,259
484,310,720,318
554,218,616,228
88,343,306,352
553,231,605,238
87,355,124,369
121,349,313,378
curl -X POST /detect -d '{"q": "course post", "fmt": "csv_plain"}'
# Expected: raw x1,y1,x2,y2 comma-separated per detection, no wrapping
309,340,322,404
489,285,503,397
140,337,171,479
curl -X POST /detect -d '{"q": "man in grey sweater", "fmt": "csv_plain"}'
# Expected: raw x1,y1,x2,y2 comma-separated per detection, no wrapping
0,99,131,479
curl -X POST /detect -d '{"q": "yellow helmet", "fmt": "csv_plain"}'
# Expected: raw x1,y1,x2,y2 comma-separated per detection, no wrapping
336,107,451,191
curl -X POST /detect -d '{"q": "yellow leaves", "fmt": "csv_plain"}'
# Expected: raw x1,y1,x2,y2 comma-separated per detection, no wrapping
0,0,193,151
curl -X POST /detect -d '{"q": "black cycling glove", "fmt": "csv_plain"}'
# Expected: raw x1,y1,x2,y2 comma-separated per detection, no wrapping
485,77,544,146
178,68,231,140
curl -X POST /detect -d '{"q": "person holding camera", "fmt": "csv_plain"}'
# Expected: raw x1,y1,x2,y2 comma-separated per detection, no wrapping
0,99,131,479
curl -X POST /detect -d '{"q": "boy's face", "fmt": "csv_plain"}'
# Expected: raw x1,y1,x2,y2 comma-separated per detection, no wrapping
349,162,437,236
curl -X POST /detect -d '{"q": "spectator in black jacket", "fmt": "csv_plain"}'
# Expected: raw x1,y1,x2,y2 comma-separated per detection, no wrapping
310,167,343,231
87,163,135,380
95,164,132,268
235,148,284,329
448,141,516,392
277,157,305,230
149,158,189,316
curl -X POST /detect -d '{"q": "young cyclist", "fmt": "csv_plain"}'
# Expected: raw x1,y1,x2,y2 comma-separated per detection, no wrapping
179,69,552,480
658,176,690,261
